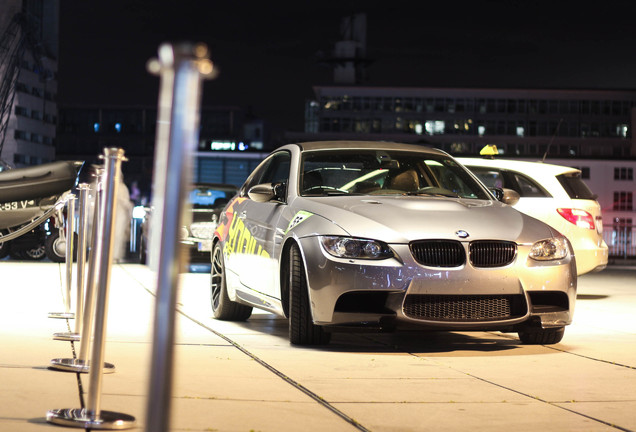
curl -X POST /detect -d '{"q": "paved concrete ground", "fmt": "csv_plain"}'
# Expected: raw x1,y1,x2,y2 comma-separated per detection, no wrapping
0,261,635,431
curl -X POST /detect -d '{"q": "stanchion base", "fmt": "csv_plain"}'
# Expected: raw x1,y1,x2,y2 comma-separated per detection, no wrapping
53,332,80,341
46,408,135,430
49,358,116,374
48,312,75,319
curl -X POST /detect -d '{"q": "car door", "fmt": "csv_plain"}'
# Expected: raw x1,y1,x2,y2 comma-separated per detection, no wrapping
227,151,290,299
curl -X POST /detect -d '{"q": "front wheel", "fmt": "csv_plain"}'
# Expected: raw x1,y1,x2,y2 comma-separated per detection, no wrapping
288,244,330,345
518,327,565,344
210,243,252,321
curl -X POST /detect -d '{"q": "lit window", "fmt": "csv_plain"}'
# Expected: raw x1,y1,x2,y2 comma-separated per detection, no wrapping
478,125,486,136
516,126,525,137
415,123,423,135
425,120,445,135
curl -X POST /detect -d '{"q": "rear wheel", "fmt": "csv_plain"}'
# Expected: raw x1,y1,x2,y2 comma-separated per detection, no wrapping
288,244,330,345
518,326,565,344
210,242,252,321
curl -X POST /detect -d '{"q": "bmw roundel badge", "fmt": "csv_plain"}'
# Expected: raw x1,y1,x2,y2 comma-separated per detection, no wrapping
456,230,469,239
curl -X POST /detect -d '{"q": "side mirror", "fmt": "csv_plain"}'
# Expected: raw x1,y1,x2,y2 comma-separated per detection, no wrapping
491,187,520,206
248,183,275,202
248,182,286,203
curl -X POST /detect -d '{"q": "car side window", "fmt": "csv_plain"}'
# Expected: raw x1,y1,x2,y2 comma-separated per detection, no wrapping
260,152,290,185
468,167,505,189
512,173,550,197
239,151,290,198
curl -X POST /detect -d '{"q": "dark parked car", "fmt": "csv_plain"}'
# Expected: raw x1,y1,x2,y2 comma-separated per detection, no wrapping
137,183,238,264
183,183,238,262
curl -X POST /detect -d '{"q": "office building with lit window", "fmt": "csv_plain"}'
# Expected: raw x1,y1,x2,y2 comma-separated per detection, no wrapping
289,85,636,259
299,86,636,159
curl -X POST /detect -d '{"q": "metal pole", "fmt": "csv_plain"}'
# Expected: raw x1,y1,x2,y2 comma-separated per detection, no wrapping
47,149,134,429
49,179,115,373
74,184,89,334
50,181,112,373
48,194,76,320
144,42,216,432
65,194,75,312
53,184,90,341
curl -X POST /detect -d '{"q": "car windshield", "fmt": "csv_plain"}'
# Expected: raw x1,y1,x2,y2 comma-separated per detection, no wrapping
300,150,490,199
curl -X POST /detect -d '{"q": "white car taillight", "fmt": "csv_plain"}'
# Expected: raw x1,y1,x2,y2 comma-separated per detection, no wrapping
557,208,595,230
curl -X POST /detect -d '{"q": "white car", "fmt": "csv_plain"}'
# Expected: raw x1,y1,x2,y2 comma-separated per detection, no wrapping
457,157,608,276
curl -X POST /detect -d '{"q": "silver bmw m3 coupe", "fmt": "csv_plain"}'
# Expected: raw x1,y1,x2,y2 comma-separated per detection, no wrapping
211,141,577,345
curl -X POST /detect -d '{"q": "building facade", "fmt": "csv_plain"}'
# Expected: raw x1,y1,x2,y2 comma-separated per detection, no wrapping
296,86,636,159
0,0,59,168
55,105,265,201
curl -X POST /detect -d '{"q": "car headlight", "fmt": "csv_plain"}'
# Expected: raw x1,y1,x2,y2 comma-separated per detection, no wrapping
529,237,570,261
320,236,393,260
190,222,216,239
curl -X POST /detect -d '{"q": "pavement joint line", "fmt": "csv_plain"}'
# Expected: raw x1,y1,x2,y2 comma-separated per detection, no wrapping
458,371,635,432
544,345,636,370
117,264,372,432
360,331,635,432
491,332,636,370
174,308,373,432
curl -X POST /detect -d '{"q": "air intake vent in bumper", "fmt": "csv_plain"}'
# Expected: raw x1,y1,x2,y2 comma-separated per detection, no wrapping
403,294,527,321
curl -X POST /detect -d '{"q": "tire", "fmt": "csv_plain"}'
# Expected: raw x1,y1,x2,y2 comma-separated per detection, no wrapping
288,244,330,345
518,326,565,344
210,242,252,321
44,231,78,263
23,244,46,260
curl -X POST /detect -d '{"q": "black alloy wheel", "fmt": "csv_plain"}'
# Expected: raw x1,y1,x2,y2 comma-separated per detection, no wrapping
210,242,252,321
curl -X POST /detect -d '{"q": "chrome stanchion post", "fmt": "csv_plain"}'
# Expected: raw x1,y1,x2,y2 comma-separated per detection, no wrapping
54,184,90,341
50,179,115,373
47,149,134,429
144,42,216,432
48,194,76,319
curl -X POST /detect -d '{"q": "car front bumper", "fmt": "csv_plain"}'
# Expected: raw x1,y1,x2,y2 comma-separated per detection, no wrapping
298,237,577,331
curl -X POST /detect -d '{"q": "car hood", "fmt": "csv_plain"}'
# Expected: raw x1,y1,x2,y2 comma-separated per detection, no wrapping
294,195,554,244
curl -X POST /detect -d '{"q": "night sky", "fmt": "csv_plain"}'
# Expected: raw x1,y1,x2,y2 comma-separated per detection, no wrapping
57,1,636,132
